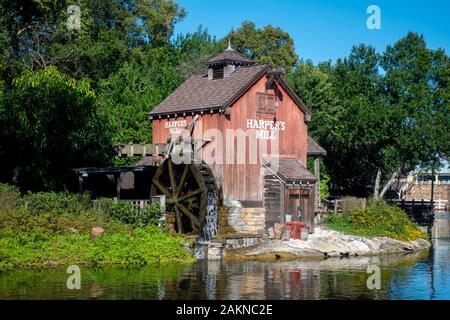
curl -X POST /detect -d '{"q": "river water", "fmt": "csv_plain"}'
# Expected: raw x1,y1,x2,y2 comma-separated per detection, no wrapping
0,240,449,300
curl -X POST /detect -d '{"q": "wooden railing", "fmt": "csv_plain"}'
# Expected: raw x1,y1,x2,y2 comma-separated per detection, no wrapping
128,199,151,209
392,199,449,211
325,198,367,215
93,199,151,211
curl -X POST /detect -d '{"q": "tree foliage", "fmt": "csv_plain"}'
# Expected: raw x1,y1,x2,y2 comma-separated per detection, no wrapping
222,21,298,72
0,0,186,85
1,67,112,191
97,57,181,144
289,33,450,197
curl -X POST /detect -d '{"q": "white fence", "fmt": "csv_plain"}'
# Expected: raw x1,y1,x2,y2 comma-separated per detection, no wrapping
93,199,151,211
128,199,151,209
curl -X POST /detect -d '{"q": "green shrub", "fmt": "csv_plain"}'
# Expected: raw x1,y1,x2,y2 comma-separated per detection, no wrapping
21,192,91,215
0,226,194,271
108,201,162,228
0,207,128,236
326,201,427,241
0,184,21,210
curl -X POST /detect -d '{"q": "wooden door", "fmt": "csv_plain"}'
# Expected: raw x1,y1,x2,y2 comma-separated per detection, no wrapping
285,187,314,230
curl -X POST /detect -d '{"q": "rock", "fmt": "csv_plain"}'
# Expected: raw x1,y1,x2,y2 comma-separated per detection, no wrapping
415,238,432,249
182,243,192,254
208,243,223,260
268,227,274,240
90,227,104,240
238,226,431,260
281,228,291,241
273,223,283,240
326,251,340,258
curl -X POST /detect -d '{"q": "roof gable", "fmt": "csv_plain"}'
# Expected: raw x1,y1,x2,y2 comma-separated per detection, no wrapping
149,65,312,121
150,64,269,117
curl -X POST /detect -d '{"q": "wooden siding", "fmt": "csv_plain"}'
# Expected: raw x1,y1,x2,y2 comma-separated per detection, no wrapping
264,173,283,229
152,75,309,203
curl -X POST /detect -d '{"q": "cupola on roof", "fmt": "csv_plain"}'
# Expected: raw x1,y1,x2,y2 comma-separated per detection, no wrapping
204,42,255,67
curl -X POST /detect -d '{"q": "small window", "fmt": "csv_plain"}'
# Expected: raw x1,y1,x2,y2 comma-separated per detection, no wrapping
257,93,276,114
418,175,433,184
212,67,224,79
438,175,450,185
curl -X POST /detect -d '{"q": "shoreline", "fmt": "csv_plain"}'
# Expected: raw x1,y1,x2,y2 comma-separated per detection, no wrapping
224,227,431,261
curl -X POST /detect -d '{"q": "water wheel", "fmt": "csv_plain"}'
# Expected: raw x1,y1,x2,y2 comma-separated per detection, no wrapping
151,159,217,235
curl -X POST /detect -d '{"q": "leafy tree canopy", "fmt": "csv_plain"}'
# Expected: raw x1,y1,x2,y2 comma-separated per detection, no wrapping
221,21,298,72
289,33,450,197
2,67,113,191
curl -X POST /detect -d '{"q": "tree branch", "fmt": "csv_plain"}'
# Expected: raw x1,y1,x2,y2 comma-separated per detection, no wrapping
379,169,400,199
374,169,381,199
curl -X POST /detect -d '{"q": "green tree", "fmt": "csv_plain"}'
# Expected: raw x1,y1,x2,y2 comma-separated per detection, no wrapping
326,44,387,196
0,0,186,84
286,60,342,141
221,21,298,72
373,32,450,198
294,35,449,198
97,58,181,145
174,26,221,79
3,67,112,191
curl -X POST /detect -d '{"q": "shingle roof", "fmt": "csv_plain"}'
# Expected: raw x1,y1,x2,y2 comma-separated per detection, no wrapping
307,137,327,156
264,157,317,183
204,48,254,66
150,64,270,116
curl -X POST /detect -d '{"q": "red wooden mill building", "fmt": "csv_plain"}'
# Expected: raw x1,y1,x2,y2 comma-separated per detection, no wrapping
145,45,326,237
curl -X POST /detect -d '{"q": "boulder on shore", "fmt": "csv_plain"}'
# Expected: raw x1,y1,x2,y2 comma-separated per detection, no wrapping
244,227,431,259
90,227,105,240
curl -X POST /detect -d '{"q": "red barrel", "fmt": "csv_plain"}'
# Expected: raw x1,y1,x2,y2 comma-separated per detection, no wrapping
285,222,307,240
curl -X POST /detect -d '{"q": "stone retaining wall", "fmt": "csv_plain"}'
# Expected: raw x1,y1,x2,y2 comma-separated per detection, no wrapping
226,204,265,235
405,184,450,201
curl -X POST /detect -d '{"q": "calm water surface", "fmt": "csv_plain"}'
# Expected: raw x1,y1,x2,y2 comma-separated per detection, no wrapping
1,240,449,300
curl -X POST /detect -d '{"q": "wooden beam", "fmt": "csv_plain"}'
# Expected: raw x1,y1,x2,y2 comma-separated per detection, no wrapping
78,176,84,194
314,157,321,211
116,173,122,200
118,144,167,157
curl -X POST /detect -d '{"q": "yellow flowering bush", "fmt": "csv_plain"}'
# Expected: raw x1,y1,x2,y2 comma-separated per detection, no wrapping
326,201,428,241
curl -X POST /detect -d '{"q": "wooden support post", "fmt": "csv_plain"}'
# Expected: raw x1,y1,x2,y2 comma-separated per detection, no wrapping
281,184,286,225
78,175,84,194
116,173,122,200
313,157,321,211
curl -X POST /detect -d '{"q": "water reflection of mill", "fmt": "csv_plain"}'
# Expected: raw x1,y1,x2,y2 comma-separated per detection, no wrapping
163,250,429,300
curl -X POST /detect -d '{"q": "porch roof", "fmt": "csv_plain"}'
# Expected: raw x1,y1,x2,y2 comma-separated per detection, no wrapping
263,157,317,184
307,137,327,156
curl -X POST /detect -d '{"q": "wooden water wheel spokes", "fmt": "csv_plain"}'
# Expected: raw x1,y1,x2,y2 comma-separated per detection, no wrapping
151,159,207,235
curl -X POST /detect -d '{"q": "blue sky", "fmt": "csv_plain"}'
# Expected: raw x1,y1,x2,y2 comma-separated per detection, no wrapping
174,0,450,64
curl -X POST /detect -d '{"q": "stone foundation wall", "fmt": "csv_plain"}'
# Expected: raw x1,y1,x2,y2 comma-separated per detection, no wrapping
404,184,450,201
224,236,261,250
226,205,265,235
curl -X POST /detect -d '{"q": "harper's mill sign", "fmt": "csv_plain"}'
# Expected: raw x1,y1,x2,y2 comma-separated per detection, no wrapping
165,119,286,140
246,119,286,140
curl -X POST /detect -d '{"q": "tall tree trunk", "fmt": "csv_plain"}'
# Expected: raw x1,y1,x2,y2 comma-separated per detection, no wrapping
379,170,399,199
374,169,381,200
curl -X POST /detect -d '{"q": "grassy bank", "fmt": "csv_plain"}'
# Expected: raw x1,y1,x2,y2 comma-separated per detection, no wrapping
0,184,195,271
325,201,427,242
